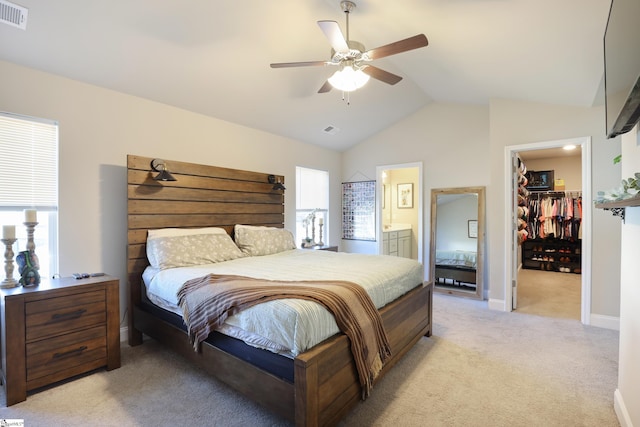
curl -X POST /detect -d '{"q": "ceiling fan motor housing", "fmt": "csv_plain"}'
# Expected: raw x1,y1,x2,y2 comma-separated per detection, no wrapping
331,40,366,64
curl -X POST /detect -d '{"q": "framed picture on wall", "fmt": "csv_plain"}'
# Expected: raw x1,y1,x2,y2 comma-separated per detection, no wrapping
397,183,413,208
468,220,478,238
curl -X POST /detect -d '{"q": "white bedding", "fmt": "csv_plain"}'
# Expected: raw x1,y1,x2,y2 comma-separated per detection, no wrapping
143,249,423,357
435,250,477,268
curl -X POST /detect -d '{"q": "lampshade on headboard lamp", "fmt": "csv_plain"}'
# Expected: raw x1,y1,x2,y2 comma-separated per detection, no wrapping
150,159,177,181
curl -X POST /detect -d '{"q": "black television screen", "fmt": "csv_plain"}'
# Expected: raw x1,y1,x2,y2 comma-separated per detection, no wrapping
604,0,640,139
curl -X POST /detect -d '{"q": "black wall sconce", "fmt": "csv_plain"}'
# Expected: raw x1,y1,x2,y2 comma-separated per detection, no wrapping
268,174,285,191
150,159,177,181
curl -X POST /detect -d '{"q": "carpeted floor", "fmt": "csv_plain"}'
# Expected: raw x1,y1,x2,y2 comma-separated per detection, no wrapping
0,293,619,426
517,268,581,320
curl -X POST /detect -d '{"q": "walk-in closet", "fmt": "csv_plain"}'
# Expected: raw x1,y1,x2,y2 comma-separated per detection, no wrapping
516,147,582,320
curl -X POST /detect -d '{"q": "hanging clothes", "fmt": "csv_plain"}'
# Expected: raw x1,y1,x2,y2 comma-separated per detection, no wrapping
525,192,582,242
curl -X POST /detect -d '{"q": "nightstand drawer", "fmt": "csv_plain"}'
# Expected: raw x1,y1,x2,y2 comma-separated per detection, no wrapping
26,290,106,341
26,325,107,383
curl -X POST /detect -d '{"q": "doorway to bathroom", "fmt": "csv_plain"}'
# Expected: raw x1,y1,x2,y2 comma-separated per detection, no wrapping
376,162,423,264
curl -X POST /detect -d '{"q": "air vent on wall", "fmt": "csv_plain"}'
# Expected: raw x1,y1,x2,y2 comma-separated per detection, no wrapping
0,0,28,30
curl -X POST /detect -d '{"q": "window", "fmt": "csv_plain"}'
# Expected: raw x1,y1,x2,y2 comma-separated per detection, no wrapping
0,112,59,279
296,167,329,246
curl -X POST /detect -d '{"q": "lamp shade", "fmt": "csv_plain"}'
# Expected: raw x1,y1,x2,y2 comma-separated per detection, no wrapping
328,66,370,92
154,168,177,182
150,159,177,182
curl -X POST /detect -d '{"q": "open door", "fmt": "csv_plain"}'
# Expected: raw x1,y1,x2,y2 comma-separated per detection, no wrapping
511,153,521,310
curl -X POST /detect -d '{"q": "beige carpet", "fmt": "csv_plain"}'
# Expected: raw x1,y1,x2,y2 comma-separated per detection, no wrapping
0,293,619,426
517,268,581,320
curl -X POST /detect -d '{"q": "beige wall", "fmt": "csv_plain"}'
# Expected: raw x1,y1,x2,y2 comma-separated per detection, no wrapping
523,155,582,191
489,98,621,320
0,60,342,323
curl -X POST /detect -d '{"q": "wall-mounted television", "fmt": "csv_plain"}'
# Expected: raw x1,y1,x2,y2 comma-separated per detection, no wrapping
604,0,640,139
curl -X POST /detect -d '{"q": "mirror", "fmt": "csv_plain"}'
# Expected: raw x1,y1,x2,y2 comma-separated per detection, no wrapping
430,187,485,299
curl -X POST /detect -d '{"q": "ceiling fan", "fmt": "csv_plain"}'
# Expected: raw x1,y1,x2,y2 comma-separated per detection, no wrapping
270,1,428,94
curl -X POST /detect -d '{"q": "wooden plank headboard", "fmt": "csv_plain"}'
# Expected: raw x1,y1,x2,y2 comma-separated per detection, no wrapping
126,154,285,341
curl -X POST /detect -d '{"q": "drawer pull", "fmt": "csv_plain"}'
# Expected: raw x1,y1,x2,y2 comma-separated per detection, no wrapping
49,309,87,323
52,345,88,360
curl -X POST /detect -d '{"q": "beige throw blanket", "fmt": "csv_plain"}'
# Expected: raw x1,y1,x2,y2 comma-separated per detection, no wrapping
176,274,391,398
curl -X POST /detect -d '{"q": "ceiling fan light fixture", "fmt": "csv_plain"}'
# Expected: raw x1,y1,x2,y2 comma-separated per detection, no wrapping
328,65,370,92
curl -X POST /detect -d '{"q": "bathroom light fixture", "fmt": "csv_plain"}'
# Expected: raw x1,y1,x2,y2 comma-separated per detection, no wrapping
562,144,577,151
268,174,286,191
150,159,177,181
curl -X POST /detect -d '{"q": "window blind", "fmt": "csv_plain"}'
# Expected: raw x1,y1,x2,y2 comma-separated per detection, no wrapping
296,167,329,210
0,113,58,209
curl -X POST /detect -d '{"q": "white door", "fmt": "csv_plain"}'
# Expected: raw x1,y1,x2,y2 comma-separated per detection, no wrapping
511,153,520,309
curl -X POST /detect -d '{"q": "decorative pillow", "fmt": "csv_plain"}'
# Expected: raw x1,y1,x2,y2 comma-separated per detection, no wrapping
147,232,244,270
234,224,297,256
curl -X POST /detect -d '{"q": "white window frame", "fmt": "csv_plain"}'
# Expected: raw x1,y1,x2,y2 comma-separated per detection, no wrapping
295,167,329,247
0,112,59,279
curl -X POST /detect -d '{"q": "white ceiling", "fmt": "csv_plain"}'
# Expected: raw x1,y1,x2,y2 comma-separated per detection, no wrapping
0,0,611,151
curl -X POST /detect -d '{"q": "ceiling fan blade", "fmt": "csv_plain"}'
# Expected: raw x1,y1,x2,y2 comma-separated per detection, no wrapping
270,61,328,68
318,80,333,93
317,20,349,53
366,34,428,60
362,66,403,85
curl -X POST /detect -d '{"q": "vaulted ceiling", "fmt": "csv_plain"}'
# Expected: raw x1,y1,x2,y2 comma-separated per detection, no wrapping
0,0,611,151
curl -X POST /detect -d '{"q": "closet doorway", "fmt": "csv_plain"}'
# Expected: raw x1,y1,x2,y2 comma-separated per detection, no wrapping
506,137,592,324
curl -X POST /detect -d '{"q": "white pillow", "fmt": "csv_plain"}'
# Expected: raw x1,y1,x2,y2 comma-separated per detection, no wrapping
234,224,296,256
146,232,244,270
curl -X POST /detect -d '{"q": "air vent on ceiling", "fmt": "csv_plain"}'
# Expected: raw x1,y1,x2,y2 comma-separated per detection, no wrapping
323,125,340,135
0,0,28,30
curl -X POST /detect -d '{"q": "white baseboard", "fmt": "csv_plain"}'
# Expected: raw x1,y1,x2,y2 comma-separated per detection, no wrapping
614,388,633,427
488,298,506,311
589,313,620,331
120,326,128,342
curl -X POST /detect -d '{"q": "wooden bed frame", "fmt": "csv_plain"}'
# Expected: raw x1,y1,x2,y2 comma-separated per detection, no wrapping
126,155,433,426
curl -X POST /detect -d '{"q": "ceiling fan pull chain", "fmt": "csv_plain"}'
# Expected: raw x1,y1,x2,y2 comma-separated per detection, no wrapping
341,90,351,106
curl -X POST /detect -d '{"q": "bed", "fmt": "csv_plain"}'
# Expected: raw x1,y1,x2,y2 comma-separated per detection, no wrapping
434,250,477,286
126,155,433,426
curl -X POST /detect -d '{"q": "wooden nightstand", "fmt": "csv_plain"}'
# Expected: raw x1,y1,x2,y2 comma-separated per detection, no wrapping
0,275,120,405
